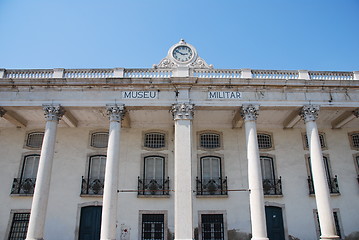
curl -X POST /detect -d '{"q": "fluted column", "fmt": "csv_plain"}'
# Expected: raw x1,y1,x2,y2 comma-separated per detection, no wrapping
241,105,268,240
171,103,194,240
26,105,64,240
300,105,339,240
100,104,126,240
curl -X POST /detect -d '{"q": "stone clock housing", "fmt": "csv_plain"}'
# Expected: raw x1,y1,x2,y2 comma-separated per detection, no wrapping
0,40,358,240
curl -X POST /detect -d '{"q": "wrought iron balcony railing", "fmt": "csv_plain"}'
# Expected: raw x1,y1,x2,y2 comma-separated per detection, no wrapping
11,178,36,195
307,176,340,195
263,177,282,195
196,177,228,195
81,177,105,195
138,177,170,195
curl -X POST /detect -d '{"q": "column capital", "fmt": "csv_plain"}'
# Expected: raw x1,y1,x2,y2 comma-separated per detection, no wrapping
106,104,126,122
353,109,359,118
42,104,65,121
300,105,320,122
0,107,6,117
171,103,194,120
240,104,259,121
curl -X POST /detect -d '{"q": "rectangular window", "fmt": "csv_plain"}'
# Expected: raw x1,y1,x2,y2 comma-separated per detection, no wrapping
11,155,39,194
81,155,106,195
8,212,30,240
200,133,220,149
314,210,342,239
144,133,166,149
141,214,164,240
201,214,224,240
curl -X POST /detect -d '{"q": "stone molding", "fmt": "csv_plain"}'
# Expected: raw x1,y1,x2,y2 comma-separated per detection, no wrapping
106,104,126,122
240,104,259,121
42,104,65,121
300,105,320,122
171,103,194,120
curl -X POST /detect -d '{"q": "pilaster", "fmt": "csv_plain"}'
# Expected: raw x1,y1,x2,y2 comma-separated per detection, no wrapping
171,103,194,240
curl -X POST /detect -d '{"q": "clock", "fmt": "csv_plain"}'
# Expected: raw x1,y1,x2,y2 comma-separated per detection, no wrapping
172,45,193,62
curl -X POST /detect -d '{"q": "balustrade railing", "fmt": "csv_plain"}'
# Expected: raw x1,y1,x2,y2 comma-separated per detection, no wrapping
193,69,241,78
5,69,53,79
263,177,282,195
81,177,105,195
196,177,228,195
309,71,353,80
64,69,114,78
11,178,36,195
307,176,340,195
137,177,170,195
252,70,299,79
124,69,172,78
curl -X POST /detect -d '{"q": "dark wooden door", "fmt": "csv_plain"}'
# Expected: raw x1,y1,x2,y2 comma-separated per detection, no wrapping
265,206,285,240
79,206,102,240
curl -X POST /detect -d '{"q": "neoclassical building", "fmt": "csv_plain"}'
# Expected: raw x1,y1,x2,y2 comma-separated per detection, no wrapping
0,40,358,240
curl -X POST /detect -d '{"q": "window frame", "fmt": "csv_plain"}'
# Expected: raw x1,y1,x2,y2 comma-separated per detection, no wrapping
81,154,107,196
139,210,168,240
142,130,168,151
348,131,359,150
89,130,109,149
302,131,328,150
313,208,344,240
259,154,277,181
5,209,31,240
197,153,225,182
257,131,275,151
197,130,223,151
23,130,44,150
198,210,228,240
353,153,359,176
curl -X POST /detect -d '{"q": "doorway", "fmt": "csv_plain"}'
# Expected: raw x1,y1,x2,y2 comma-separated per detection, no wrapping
265,206,285,240
79,206,102,240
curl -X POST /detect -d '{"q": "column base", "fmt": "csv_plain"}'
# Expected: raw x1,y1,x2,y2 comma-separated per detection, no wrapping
321,235,340,240
174,239,194,240
100,239,116,240
25,238,44,240
251,238,269,240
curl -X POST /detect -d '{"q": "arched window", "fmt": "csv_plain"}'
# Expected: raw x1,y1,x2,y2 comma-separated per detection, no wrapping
26,132,44,149
90,132,109,148
257,133,273,150
144,132,166,149
200,133,221,150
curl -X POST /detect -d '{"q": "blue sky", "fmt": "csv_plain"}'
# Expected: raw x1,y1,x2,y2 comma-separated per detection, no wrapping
0,0,358,71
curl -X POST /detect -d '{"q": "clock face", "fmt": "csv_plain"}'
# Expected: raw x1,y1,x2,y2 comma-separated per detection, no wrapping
172,46,193,62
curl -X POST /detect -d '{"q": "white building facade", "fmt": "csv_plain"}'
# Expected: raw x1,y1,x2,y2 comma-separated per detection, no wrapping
0,40,358,240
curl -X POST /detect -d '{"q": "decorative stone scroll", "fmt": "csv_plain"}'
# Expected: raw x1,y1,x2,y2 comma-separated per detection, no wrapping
300,105,320,122
106,104,126,122
0,107,6,117
353,109,359,118
171,103,194,120
43,104,65,121
240,104,259,121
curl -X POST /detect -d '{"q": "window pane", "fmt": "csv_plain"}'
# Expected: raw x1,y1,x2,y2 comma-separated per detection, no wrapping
200,133,220,149
352,134,359,148
22,155,40,179
257,134,272,149
144,133,165,149
145,156,164,179
8,212,30,240
201,157,220,179
91,132,108,148
89,156,106,179
26,132,44,148
260,157,274,180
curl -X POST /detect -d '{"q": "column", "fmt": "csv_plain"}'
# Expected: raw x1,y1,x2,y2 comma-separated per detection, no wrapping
171,103,194,240
300,105,339,240
100,104,126,240
26,105,64,240
240,105,268,240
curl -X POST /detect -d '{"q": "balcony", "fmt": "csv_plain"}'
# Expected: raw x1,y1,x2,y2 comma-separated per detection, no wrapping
196,177,228,196
81,177,104,195
11,178,36,195
138,177,170,195
307,176,340,195
263,177,282,196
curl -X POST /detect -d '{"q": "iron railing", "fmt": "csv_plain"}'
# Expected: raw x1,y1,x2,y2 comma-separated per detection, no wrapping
81,177,105,195
307,176,340,194
137,177,170,195
11,178,36,194
263,177,282,195
196,177,228,195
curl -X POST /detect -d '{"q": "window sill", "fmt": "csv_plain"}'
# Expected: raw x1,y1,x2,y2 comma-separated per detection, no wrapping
264,194,283,198
309,193,341,197
196,194,228,198
10,193,33,197
137,195,170,198
80,194,103,198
